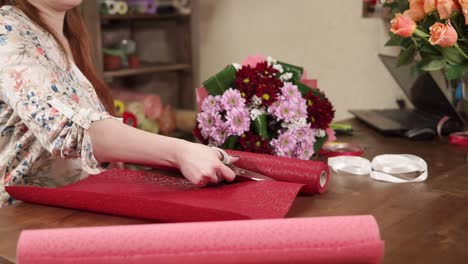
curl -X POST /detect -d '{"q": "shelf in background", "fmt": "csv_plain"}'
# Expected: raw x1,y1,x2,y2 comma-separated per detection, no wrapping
101,13,190,21
103,63,191,78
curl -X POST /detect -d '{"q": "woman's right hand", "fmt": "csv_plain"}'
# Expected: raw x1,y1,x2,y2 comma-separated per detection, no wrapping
175,142,237,186
89,119,237,186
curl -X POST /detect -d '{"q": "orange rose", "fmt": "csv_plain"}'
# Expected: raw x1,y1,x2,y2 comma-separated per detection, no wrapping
437,0,460,19
404,9,426,21
429,21,458,47
459,0,468,24
404,0,426,21
391,14,417,37
409,0,425,10
424,0,437,13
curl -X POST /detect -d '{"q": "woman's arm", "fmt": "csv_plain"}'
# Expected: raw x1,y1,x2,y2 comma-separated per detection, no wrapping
88,119,236,185
0,17,234,186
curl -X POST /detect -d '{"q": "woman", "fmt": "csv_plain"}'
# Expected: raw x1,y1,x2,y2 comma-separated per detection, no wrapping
0,0,236,207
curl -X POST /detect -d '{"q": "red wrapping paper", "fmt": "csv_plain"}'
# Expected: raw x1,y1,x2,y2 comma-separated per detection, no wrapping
227,150,329,194
6,169,304,222
17,216,384,264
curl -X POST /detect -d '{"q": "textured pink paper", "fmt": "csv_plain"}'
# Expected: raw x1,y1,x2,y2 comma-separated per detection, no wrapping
17,215,384,264
6,169,304,222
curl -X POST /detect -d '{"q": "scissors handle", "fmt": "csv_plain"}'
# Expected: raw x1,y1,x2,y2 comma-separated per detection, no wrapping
211,147,275,181
212,147,231,165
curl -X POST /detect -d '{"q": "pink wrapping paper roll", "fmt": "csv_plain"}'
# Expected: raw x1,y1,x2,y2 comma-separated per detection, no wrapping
17,215,384,264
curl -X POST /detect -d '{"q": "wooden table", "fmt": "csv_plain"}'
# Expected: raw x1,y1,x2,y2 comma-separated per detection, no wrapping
0,119,467,264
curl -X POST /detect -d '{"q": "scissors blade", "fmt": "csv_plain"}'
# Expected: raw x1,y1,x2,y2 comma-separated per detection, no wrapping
230,165,274,181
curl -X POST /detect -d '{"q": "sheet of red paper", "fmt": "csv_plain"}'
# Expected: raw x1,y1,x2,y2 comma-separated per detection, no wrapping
17,215,384,264
6,169,305,222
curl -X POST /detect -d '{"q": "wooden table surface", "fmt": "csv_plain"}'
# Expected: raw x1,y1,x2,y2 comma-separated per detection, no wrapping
0,119,467,264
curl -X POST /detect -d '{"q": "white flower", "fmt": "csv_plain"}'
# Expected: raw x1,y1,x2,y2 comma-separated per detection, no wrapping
316,129,327,137
279,72,293,81
281,118,309,130
273,63,284,74
232,63,242,70
250,108,265,120
251,95,262,106
267,56,277,66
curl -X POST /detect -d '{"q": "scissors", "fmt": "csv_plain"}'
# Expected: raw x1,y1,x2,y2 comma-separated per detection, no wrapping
212,147,275,181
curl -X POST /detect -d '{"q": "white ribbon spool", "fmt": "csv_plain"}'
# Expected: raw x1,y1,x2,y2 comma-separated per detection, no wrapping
328,154,428,183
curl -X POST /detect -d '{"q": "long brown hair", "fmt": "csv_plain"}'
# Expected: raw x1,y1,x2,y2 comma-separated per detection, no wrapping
0,0,115,115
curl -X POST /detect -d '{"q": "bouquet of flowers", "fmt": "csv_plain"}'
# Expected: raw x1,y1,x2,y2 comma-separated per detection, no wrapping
193,55,335,160
384,0,468,80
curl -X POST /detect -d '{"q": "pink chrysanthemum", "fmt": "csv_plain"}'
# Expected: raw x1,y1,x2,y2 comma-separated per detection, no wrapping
221,88,246,110
295,141,315,160
201,95,222,113
270,127,316,159
226,107,251,136
281,82,302,101
291,97,308,120
268,84,307,122
295,127,315,142
271,130,297,157
211,122,229,145
197,111,222,139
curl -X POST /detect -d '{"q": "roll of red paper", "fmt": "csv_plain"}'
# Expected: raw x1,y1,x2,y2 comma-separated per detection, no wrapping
449,131,468,146
6,169,303,222
17,216,384,264
226,150,329,194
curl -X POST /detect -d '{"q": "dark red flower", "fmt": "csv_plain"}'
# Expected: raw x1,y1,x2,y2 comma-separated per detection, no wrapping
304,90,335,129
254,61,279,77
239,131,272,154
235,65,258,100
255,82,279,106
234,63,283,104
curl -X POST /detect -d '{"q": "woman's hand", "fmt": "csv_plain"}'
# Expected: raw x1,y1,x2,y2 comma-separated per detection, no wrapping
175,142,237,186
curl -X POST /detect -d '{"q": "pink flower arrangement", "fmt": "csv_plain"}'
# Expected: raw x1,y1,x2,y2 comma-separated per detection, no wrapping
194,55,335,160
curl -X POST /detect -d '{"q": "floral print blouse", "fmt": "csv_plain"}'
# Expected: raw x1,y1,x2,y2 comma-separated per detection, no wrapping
0,6,114,207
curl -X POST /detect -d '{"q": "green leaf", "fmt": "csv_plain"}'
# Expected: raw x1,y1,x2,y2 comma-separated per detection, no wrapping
418,58,446,71
254,114,269,139
277,61,303,83
450,12,465,38
419,43,441,57
411,64,424,76
385,33,401,47
399,38,414,49
441,47,466,65
202,65,236,95
314,135,328,157
397,45,416,66
297,82,311,96
298,81,324,98
445,64,468,80
222,136,238,150
458,43,468,57
420,13,437,34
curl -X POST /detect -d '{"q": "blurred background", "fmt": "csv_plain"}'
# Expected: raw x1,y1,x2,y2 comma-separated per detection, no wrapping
83,0,437,138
